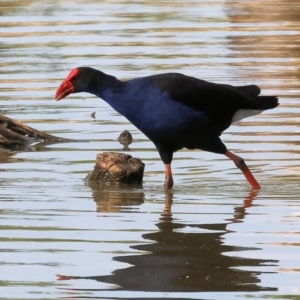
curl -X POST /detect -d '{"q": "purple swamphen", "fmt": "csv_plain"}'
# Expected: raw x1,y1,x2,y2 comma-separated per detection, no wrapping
55,67,279,189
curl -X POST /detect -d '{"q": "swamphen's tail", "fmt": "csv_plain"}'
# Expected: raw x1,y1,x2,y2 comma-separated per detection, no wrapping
256,96,279,110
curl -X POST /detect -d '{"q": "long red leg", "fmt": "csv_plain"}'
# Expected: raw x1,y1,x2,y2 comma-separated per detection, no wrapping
164,164,174,189
225,150,261,190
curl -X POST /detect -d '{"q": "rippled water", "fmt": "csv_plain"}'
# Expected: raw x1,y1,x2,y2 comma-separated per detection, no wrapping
1,1,300,299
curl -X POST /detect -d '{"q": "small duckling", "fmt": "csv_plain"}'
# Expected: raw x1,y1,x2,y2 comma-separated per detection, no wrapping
117,130,133,151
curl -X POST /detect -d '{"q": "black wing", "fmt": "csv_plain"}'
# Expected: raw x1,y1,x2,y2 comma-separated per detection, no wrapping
147,73,275,123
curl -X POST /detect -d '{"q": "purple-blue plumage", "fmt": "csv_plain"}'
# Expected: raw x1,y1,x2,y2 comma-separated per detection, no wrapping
55,67,279,189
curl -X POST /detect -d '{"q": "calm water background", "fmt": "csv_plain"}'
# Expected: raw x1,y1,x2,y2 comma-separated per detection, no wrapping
1,0,300,299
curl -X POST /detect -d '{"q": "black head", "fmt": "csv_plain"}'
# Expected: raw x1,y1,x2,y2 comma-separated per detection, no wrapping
55,67,102,101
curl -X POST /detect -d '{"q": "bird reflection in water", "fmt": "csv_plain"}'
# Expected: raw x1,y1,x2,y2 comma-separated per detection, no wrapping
57,189,277,292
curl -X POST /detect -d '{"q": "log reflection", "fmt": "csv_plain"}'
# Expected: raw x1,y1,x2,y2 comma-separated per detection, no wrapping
88,182,144,212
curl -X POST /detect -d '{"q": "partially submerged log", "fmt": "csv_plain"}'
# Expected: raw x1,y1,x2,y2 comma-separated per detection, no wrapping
86,152,144,184
0,115,71,149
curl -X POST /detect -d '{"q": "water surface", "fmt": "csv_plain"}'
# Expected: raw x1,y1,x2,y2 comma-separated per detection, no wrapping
0,0,300,299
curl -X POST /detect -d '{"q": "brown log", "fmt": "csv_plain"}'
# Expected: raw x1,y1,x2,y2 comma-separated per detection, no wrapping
85,152,144,184
0,115,72,148
0,124,30,143
0,115,63,140
0,134,24,146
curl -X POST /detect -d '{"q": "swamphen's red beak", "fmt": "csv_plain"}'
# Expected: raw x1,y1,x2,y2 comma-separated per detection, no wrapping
55,80,74,101
55,68,79,101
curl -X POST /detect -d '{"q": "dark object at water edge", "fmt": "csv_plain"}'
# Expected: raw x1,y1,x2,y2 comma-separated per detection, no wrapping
0,115,72,149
